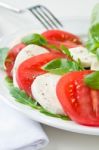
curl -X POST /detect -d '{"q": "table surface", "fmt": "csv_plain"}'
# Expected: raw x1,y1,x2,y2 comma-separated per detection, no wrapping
43,125,99,150
0,0,99,150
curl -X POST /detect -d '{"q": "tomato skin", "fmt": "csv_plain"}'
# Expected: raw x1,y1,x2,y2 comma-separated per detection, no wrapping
42,30,82,49
46,40,80,48
5,43,26,78
16,52,64,96
56,70,99,126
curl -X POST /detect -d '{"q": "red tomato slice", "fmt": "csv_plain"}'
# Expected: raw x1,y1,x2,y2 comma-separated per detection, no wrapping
42,30,82,49
56,70,99,126
5,43,26,78
47,40,80,49
16,52,64,96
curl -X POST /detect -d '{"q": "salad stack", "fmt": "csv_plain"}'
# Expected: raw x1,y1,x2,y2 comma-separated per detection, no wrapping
1,4,99,127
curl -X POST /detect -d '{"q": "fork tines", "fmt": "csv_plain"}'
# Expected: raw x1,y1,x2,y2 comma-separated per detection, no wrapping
29,5,63,29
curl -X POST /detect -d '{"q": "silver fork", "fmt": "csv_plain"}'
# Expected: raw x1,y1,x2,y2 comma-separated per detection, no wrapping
28,5,63,29
0,3,63,30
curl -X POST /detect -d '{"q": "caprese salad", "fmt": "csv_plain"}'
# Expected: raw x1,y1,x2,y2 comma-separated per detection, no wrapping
1,3,99,127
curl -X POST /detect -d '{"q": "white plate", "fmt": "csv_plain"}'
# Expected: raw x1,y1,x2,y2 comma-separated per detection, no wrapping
0,25,99,136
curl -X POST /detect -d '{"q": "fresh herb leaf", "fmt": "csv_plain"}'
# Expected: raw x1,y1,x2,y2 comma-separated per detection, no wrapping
10,87,69,120
75,58,84,71
60,45,72,57
40,108,70,120
90,24,99,42
86,25,99,54
86,33,98,53
21,33,47,46
10,87,40,109
5,77,69,120
84,71,99,90
96,48,99,60
86,4,99,54
46,44,60,51
5,76,13,87
42,58,83,75
0,47,9,69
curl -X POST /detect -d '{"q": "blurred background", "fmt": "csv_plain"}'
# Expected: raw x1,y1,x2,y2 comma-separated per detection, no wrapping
1,0,99,18
0,0,99,37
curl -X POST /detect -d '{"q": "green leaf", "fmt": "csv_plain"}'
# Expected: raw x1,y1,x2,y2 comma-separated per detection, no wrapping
42,58,83,75
10,87,69,120
76,58,84,71
60,45,72,57
0,47,9,69
10,87,40,109
90,24,99,42
5,77,69,120
5,76,13,87
21,33,47,46
86,25,99,53
86,4,99,54
86,34,98,53
84,71,99,90
40,108,70,120
46,44,60,51
96,48,99,60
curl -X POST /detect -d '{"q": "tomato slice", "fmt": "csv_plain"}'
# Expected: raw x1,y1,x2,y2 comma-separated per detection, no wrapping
42,30,82,49
16,52,64,96
5,43,26,78
56,70,99,126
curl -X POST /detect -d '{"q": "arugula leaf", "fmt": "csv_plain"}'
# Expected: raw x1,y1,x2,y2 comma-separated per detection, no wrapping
60,45,72,57
40,108,70,120
10,87,40,109
84,71,99,90
76,58,84,71
0,47,9,69
21,33,47,46
10,87,69,120
5,77,69,120
42,58,83,75
46,44,60,51
5,76,13,87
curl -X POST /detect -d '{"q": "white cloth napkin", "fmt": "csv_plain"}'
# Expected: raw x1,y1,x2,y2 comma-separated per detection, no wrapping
0,2,49,150
0,95,49,150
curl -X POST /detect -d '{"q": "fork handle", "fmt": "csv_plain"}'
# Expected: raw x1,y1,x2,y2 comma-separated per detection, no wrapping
0,2,23,13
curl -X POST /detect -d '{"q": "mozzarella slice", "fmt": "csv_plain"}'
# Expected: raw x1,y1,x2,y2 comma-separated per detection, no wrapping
31,73,65,115
69,46,96,67
13,44,48,87
91,58,99,70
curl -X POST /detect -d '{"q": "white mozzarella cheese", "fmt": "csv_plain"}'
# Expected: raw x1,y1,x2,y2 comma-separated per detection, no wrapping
31,73,65,115
13,44,48,87
91,58,99,70
69,46,96,67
